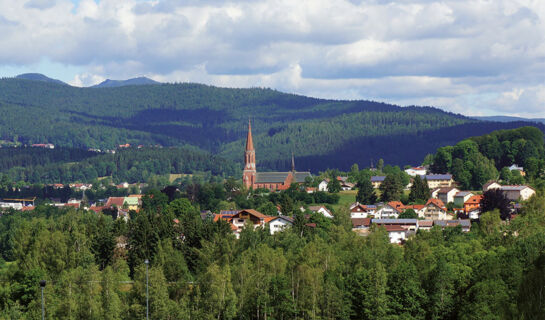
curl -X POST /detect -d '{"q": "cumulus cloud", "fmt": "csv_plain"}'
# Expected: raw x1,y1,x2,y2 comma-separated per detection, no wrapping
0,0,544,116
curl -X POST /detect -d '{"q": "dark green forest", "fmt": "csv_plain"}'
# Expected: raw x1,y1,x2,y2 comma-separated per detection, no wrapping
430,126,545,190
1,186,545,319
0,147,239,184
2,77,544,171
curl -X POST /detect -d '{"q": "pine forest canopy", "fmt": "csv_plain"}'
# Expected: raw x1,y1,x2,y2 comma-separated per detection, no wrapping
1,77,544,172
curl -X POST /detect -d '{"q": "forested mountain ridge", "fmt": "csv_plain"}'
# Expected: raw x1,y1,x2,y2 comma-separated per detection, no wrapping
1,77,543,171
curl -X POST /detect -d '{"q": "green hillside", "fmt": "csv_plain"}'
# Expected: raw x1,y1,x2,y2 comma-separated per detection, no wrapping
1,77,543,171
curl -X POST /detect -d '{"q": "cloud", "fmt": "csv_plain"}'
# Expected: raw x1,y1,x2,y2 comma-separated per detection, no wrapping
0,0,544,116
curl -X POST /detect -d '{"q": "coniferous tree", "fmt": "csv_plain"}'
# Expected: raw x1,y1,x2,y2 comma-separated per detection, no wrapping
379,174,403,202
408,175,430,203
356,178,377,204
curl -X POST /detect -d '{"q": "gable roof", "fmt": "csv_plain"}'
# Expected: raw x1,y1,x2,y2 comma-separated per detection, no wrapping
465,195,483,205
371,176,386,182
372,218,418,225
106,197,125,207
387,201,405,213
425,198,446,210
352,218,371,228
454,191,473,197
500,185,534,191
269,216,294,224
437,187,459,194
483,180,500,189
233,209,269,219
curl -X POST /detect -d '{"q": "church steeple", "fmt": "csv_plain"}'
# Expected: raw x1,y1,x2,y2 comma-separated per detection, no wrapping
243,119,256,189
291,152,295,172
246,118,254,152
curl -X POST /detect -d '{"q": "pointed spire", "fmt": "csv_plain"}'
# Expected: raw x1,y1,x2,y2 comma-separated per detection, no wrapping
291,151,295,172
245,118,254,151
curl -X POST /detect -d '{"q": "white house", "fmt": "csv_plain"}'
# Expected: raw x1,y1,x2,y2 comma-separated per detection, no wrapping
405,166,427,177
500,185,535,201
384,225,407,244
318,179,329,192
375,201,405,219
350,203,377,218
419,198,450,220
436,187,460,205
268,216,294,234
483,181,501,192
307,205,334,219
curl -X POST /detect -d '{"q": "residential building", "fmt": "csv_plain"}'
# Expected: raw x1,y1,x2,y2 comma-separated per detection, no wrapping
436,187,460,204
350,203,376,218
371,176,386,189
500,185,535,201
318,179,329,192
453,191,473,208
268,216,294,234
483,181,501,192
229,209,273,238
419,198,450,220
405,166,427,176
420,174,454,189
434,219,471,232
307,205,334,218
464,195,483,217
375,201,405,219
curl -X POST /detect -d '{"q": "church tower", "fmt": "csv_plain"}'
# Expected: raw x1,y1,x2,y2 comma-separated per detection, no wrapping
243,119,256,189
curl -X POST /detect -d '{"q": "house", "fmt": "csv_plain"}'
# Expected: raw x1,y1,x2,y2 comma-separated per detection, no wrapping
105,197,125,208
375,201,405,219
307,205,334,218
405,166,427,177
318,179,329,192
500,185,535,201
123,197,140,211
352,217,372,229
453,191,473,208
434,219,471,232
509,164,526,176
419,198,450,220
350,203,377,218
229,209,272,238
383,225,407,244
404,204,425,216
464,195,483,215
372,219,418,232
435,187,460,205
371,176,386,188
268,216,294,234
483,181,501,192
420,174,454,188
417,220,434,231
306,187,317,193
340,181,355,191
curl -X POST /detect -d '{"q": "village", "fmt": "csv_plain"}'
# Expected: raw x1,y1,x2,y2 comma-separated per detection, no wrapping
0,122,536,245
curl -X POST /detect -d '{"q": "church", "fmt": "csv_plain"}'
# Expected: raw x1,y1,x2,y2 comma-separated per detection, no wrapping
242,120,311,191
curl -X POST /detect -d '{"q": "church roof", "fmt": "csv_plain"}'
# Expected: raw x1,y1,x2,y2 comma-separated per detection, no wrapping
255,172,311,183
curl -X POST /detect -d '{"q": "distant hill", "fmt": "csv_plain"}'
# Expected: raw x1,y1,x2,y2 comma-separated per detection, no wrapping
0,76,544,172
473,115,545,124
92,77,160,88
15,73,67,86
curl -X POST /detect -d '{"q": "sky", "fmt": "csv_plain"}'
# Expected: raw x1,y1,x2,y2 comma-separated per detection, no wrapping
0,0,544,117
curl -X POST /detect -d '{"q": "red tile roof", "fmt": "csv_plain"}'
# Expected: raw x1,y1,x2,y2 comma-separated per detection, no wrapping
425,198,446,210
352,218,371,227
106,197,125,207
384,225,406,232
465,195,483,205
388,201,406,213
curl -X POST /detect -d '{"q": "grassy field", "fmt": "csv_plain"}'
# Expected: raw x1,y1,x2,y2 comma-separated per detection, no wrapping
331,190,357,212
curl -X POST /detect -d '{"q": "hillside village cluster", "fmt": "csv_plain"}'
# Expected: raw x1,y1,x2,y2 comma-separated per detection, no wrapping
2,121,536,246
